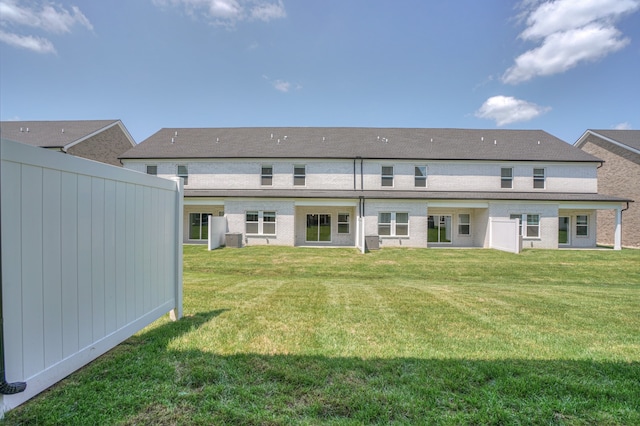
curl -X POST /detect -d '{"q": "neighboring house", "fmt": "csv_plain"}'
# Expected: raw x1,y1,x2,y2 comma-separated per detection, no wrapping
120,127,629,250
575,130,639,248
0,120,136,167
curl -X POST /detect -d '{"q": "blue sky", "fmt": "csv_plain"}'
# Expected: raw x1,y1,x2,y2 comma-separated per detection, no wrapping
1,0,638,144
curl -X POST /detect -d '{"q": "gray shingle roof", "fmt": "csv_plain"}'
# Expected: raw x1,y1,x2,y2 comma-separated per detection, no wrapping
585,129,640,152
120,127,601,162
0,120,121,148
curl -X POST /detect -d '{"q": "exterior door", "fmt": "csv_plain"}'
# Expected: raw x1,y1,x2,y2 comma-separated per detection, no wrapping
428,215,452,243
559,217,570,245
306,214,331,242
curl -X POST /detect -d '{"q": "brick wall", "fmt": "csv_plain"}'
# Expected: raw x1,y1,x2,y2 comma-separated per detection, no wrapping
579,135,640,248
67,124,134,167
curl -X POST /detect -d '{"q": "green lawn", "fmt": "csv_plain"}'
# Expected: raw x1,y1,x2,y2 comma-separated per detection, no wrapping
5,247,640,425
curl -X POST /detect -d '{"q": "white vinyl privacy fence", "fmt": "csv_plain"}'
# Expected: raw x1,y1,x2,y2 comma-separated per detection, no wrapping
489,218,521,254
0,139,183,414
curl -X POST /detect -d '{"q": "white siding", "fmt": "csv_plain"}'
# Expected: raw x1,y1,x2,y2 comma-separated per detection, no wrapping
123,159,598,193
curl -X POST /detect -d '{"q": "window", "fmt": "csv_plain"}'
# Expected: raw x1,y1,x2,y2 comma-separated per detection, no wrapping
379,212,408,236
428,215,451,243
189,213,209,240
306,214,331,242
261,166,273,186
501,167,513,188
263,211,276,235
415,165,427,187
177,165,188,185
246,211,276,235
294,165,306,186
510,213,539,238
381,166,394,187
576,215,588,236
146,165,157,175
533,168,545,189
338,213,350,234
526,214,540,238
458,214,470,235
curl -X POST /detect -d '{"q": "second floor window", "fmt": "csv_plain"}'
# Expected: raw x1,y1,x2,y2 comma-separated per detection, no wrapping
177,165,188,185
533,168,545,189
501,167,513,189
415,165,427,187
261,165,273,186
146,165,157,175
381,166,394,187
294,165,306,186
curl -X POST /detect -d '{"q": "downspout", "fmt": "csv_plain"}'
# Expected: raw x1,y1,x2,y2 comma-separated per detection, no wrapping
0,225,27,395
360,157,364,191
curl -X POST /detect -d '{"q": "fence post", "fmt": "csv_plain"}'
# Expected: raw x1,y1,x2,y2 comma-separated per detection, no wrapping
169,177,183,321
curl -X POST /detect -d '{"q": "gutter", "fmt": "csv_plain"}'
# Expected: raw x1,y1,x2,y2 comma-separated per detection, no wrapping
0,223,27,395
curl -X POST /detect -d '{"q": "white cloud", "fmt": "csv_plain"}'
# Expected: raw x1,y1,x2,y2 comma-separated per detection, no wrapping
0,29,56,53
273,80,291,92
503,24,629,84
475,95,550,126
0,0,92,53
153,0,286,25
503,0,640,84
613,122,632,130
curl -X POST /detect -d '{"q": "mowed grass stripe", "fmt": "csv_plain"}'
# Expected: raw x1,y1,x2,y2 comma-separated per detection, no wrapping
4,245,639,425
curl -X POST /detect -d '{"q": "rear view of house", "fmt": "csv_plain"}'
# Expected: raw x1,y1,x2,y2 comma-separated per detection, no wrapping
120,127,629,250
0,120,136,167
575,130,639,248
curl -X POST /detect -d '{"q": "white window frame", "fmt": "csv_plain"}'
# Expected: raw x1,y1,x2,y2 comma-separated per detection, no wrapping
381,166,394,187
576,215,589,237
338,213,350,234
177,164,188,185
533,168,545,189
294,164,306,186
261,165,273,186
415,165,427,187
458,213,470,236
501,167,513,189
378,212,409,237
246,210,276,235
511,213,539,238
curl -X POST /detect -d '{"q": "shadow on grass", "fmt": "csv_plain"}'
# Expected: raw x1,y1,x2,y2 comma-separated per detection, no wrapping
4,310,639,425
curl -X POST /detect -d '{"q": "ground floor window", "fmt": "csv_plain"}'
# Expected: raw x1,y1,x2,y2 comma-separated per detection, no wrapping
576,215,588,236
307,214,331,242
558,217,569,244
458,214,470,235
510,213,540,238
338,213,350,234
428,215,451,243
379,212,408,236
246,211,276,235
189,213,209,240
